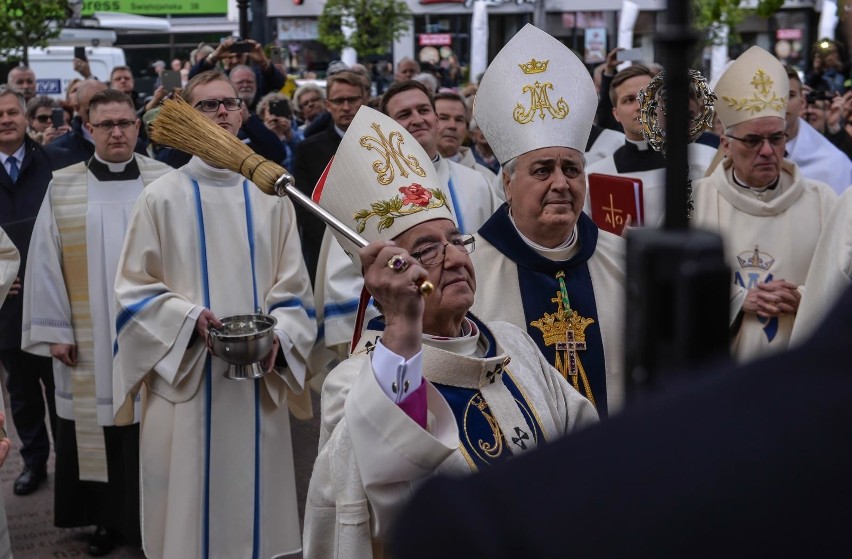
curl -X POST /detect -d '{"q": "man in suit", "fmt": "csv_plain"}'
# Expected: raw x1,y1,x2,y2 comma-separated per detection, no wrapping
0,85,57,496
393,281,852,558
291,70,368,284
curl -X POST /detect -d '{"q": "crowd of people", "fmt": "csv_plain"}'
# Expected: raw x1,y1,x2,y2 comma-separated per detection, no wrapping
0,25,850,559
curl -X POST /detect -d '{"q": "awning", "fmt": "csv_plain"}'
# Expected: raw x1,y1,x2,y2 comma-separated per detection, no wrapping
91,12,171,31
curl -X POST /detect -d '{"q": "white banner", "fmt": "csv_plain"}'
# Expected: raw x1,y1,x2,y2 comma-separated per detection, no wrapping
470,0,489,84
818,0,838,41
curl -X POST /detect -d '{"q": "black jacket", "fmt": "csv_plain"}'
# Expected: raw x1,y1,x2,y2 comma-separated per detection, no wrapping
0,136,53,350
291,121,343,284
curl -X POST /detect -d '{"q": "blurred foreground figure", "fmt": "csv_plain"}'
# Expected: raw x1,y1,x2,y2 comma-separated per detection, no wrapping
393,281,852,559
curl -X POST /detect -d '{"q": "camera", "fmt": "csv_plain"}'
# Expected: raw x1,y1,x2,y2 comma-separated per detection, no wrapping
268,100,292,118
51,107,66,128
230,41,253,54
805,90,837,105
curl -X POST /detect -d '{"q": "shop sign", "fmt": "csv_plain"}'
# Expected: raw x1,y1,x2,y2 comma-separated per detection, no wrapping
419,33,453,46
563,11,607,29
81,0,227,15
776,28,802,41
278,18,320,40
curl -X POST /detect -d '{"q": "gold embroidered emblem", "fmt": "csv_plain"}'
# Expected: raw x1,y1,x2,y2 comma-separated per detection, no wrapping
529,271,597,406
518,58,549,74
359,122,426,185
721,69,787,114
352,184,448,233
465,393,503,459
736,245,774,271
513,58,568,124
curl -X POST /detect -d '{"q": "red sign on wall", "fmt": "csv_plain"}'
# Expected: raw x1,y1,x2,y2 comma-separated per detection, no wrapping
776,28,802,41
419,33,453,46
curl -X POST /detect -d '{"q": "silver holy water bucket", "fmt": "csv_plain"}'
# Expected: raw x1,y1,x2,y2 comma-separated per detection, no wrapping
207,312,278,380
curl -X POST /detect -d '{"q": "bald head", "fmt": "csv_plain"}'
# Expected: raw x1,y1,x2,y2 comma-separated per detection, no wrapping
76,80,108,124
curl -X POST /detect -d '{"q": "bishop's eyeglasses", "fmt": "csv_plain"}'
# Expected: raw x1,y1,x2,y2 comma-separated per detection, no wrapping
410,236,476,266
725,132,787,150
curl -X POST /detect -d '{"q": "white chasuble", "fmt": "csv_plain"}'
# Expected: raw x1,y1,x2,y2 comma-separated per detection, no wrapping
692,159,836,362
113,157,316,559
304,317,597,558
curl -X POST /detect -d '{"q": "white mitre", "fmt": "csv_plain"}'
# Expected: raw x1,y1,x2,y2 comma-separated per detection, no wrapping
714,45,788,129
473,23,597,164
312,105,455,264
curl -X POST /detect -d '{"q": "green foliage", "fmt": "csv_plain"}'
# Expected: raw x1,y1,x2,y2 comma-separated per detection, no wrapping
319,0,412,58
693,0,784,46
0,0,68,65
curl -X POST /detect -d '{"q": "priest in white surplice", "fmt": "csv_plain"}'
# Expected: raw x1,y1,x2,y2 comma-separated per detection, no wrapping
470,25,627,417
303,106,598,559
692,46,836,363
784,68,852,195
584,64,717,228
22,89,172,554
112,71,316,559
379,79,500,235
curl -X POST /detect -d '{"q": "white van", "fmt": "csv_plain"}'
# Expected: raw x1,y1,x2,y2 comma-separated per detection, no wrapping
12,46,126,100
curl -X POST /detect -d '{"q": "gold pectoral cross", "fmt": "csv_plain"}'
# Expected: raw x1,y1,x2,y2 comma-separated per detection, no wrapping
530,274,597,408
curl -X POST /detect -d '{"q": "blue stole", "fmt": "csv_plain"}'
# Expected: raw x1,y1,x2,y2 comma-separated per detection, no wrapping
478,205,609,417
191,179,263,559
364,314,545,470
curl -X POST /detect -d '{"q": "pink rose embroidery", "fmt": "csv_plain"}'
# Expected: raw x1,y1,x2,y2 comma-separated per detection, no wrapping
398,183,432,207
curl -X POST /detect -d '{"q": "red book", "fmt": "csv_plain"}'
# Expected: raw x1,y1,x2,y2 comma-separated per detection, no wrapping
587,173,644,235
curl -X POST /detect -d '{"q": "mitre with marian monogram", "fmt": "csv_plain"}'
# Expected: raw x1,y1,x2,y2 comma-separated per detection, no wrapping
473,23,597,165
714,45,788,129
312,105,455,262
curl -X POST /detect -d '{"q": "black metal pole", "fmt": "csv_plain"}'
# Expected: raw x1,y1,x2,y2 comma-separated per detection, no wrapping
660,0,692,230
238,0,251,41
250,0,270,46
624,0,731,402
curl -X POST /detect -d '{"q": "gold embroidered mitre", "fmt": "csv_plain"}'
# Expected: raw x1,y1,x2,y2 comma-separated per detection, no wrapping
312,106,454,264
714,46,788,129
473,24,596,165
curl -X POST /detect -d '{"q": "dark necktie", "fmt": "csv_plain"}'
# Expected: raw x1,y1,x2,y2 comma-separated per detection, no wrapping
8,156,19,183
